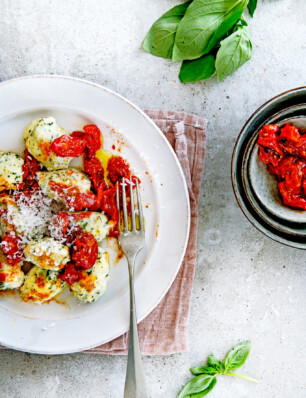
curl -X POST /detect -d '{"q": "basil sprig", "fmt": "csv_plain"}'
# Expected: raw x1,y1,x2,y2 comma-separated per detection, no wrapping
143,0,259,83
178,341,258,398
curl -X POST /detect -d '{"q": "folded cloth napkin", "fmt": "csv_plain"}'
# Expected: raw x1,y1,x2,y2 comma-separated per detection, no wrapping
86,109,207,355
0,110,207,355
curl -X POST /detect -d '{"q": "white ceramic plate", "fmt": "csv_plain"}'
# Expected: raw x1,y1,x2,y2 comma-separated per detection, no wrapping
0,76,190,354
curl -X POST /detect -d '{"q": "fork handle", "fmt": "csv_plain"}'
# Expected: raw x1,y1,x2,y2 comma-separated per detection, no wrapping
124,255,148,398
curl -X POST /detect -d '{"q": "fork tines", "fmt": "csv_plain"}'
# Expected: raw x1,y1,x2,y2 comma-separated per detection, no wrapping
116,177,144,233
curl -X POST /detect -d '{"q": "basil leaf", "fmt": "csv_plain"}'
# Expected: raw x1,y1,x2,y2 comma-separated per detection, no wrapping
224,340,251,371
190,366,218,376
178,375,217,398
172,0,249,62
207,354,225,372
215,25,252,82
143,1,192,59
248,0,257,17
179,54,215,83
204,8,247,54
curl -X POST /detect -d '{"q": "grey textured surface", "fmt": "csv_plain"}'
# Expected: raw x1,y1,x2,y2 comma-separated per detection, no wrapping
0,0,306,397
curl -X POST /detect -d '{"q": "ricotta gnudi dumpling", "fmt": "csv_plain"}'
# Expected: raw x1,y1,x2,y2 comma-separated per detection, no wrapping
23,117,72,170
0,195,17,238
20,266,66,303
23,237,70,271
0,152,24,192
0,194,35,239
37,168,91,202
70,248,110,303
70,212,116,242
0,249,24,290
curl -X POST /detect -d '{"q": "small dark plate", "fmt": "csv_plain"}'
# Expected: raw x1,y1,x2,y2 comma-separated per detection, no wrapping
232,87,306,250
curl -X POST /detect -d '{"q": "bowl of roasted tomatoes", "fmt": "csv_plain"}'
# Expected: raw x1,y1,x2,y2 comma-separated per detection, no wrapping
232,87,306,249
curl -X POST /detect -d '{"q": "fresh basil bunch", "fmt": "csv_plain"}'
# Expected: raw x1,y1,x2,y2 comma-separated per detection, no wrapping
143,0,258,82
178,341,258,397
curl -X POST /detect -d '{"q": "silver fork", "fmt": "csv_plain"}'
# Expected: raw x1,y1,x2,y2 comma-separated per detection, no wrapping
117,177,148,398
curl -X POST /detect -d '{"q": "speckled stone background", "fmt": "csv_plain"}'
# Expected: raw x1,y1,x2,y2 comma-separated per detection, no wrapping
0,0,305,397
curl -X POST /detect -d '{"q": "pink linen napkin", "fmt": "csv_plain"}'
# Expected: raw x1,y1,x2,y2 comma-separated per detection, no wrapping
86,110,207,355
0,110,207,355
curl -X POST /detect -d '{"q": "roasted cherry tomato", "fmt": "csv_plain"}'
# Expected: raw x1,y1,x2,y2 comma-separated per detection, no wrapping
71,125,101,159
258,124,306,211
280,124,300,143
60,263,79,285
48,181,76,204
22,149,41,187
1,232,23,265
257,124,279,148
70,212,92,220
258,146,283,167
51,135,86,157
48,181,96,211
278,181,306,210
295,135,306,159
100,185,119,222
283,164,303,195
84,157,105,191
270,156,296,178
0,273,6,282
83,125,101,157
72,232,98,269
71,192,96,211
52,212,70,237
107,155,131,184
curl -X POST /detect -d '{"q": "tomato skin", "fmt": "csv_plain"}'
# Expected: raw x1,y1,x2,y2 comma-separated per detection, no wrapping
51,135,86,157
60,263,79,285
72,232,98,269
0,273,6,282
1,233,23,265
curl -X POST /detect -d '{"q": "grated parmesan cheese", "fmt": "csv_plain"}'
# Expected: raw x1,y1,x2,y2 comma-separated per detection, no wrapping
6,189,65,247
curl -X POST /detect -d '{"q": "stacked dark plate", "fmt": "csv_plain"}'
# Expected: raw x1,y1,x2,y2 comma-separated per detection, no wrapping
232,87,306,250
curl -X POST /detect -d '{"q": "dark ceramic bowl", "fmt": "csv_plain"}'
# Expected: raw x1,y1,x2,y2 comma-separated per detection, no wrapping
232,87,306,250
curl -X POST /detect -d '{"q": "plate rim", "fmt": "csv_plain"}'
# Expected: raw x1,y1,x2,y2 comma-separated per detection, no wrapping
0,74,191,354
